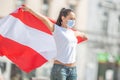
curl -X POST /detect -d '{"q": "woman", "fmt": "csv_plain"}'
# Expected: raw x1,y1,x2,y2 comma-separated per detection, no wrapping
50,8,87,80
23,6,87,80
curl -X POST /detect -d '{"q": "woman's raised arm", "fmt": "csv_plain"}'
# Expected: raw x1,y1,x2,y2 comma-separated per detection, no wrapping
22,5,54,32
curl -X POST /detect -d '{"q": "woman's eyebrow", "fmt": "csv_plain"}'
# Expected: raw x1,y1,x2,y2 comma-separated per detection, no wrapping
70,17,75,20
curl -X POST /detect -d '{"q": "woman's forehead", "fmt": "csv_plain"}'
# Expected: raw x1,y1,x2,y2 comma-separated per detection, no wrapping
67,12,76,19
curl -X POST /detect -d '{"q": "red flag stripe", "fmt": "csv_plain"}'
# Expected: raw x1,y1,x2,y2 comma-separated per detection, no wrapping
11,8,52,35
0,35,47,72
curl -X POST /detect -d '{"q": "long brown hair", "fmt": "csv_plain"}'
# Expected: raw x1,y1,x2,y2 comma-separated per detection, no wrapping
56,8,73,26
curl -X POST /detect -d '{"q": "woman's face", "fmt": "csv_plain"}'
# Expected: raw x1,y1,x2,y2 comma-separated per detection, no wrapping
61,12,76,28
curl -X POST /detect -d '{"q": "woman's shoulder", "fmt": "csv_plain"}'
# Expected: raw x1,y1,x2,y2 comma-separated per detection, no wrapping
54,24,61,28
54,24,64,30
53,24,61,32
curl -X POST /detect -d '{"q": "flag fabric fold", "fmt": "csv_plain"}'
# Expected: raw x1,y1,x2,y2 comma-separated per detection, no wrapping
0,7,57,72
77,36,87,44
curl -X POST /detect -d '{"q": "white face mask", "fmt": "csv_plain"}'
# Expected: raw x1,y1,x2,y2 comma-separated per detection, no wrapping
67,20,75,28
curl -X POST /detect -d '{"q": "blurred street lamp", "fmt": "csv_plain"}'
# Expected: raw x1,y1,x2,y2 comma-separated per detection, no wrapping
68,0,78,5
16,0,25,7
67,0,80,10
0,62,6,73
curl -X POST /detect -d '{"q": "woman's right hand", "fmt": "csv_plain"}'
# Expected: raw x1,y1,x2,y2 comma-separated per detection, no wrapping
21,5,31,12
21,4,54,32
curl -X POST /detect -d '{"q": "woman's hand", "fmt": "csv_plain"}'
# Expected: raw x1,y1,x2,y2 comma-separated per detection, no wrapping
21,5,31,12
21,4,54,32
75,31,87,39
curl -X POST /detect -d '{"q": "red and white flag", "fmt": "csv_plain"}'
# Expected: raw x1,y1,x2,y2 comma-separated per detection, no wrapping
0,6,87,73
0,7,57,72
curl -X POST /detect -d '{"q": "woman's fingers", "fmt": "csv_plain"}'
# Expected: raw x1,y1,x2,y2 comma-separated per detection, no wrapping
21,4,31,11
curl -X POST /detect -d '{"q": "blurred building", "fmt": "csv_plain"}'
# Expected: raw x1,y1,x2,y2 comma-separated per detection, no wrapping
0,0,120,80
86,0,120,80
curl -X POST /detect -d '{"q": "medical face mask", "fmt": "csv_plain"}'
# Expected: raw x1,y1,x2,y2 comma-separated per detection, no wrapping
67,20,75,28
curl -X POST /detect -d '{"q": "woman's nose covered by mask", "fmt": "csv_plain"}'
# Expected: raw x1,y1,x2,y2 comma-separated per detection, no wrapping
67,20,75,28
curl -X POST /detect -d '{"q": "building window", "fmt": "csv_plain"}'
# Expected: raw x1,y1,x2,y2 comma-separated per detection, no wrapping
42,0,49,16
101,12,109,35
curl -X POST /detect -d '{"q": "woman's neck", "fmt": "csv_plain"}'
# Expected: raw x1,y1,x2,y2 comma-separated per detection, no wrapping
61,24,67,29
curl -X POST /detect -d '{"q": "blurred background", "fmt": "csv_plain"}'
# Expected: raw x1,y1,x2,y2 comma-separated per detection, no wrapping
0,0,120,80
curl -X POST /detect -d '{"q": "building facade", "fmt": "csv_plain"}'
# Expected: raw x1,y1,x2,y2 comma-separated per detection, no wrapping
86,0,120,80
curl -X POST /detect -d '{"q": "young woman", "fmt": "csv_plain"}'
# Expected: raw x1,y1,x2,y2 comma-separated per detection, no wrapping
23,6,87,80
50,8,87,80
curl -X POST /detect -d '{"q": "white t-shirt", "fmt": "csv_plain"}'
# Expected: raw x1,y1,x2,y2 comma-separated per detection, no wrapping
53,24,77,64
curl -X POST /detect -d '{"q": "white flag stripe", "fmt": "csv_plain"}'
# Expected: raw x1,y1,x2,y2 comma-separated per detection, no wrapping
0,15,56,60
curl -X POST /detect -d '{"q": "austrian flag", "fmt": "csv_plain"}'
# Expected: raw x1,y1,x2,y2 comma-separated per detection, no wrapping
0,7,57,72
